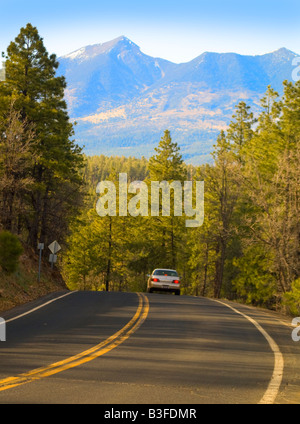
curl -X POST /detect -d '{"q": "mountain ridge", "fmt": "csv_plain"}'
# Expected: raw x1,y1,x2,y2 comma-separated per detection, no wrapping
57,37,298,163
61,36,142,61
61,38,296,65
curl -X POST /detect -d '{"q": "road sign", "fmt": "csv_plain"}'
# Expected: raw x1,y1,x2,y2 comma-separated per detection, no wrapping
48,241,61,255
49,254,57,264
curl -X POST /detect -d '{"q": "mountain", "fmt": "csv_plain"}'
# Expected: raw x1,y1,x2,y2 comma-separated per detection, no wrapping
58,36,176,116
57,38,298,164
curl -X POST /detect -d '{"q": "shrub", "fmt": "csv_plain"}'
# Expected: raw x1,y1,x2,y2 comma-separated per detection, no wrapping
232,246,277,306
0,231,23,274
284,278,300,316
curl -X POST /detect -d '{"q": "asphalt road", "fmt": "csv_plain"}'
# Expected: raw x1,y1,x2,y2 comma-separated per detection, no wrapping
0,290,299,404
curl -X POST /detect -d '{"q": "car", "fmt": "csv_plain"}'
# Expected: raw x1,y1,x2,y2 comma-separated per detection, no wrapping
147,268,181,295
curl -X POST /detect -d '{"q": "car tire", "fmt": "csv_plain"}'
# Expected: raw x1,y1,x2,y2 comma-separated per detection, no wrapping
175,290,180,295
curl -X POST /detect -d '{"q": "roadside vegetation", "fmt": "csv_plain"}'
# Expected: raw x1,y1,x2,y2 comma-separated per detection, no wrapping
0,24,299,315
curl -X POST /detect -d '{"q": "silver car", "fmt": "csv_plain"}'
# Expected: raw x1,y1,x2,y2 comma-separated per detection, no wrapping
147,269,181,295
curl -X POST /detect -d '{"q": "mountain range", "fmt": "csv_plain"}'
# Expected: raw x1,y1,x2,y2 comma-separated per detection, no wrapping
57,36,298,163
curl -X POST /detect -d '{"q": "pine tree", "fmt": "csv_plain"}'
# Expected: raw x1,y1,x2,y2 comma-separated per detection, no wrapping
0,100,36,232
0,24,84,247
148,130,186,270
227,101,255,155
231,81,300,304
208,131,240,297
149,130,185,181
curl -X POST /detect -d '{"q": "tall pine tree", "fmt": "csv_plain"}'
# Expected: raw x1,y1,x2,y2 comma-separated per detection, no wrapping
0,24,84,247
148,130,186,270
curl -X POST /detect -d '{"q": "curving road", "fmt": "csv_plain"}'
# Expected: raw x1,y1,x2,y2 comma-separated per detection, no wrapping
0,291,299,404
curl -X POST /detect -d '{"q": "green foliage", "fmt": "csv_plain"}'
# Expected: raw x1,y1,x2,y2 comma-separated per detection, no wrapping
149,129,186,181
0,23,84,249
227,101,255,150
232,246,277,306
63,130,189,291
0,231,23,274
3,25,292,311
147,130,187,271
62,81,300,308
283,279,300,316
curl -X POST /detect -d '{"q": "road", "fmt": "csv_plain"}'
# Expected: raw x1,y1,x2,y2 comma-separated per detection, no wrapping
0,290,299,404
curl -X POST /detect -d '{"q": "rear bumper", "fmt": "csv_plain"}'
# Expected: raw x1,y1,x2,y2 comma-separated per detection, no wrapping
148,283,180,291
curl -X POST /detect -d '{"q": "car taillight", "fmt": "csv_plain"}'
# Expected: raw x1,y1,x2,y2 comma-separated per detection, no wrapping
152,278,160,282
173,280,179,284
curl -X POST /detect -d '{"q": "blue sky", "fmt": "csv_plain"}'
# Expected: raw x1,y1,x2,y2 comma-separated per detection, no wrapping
1,0,299,62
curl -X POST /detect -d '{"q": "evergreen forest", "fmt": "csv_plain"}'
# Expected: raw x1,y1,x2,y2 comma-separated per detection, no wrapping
0,24,299,315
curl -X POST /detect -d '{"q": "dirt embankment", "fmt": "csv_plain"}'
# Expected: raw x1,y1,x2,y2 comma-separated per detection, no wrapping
0,245,67,314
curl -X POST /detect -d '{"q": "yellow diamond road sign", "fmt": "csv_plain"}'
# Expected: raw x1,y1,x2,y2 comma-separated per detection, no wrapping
48,241,61,254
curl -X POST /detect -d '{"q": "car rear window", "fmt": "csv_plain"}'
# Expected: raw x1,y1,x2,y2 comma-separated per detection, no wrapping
153,269,178,277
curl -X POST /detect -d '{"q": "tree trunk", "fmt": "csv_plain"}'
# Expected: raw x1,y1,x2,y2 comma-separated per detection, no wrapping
214,239,226,298
105,217,112,292
201,243,209,297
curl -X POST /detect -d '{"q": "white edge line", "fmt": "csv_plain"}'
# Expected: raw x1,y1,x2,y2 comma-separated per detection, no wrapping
0,291,77,324
212,299,284,405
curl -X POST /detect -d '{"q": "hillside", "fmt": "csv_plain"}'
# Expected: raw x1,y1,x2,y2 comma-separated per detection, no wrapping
0,245,67,314
57,37,298,163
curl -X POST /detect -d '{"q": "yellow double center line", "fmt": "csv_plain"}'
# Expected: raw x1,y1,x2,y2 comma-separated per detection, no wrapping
0,293,149,392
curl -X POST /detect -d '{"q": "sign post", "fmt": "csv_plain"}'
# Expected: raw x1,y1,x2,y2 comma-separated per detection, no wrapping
37,243,44,282
48,241,61,269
